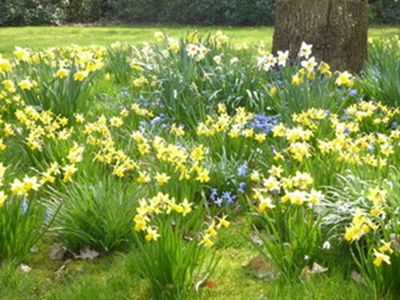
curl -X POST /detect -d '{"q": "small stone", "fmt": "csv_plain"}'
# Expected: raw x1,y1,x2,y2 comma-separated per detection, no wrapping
49,243,68,260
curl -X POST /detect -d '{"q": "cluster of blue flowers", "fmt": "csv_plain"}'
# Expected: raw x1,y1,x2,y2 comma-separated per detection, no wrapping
117,87,131,99
209,188,236,207
238,182,246,194
237,163,248,177
208,163,250,206
139,114,168,130
249,114,280,134
340,114,355,122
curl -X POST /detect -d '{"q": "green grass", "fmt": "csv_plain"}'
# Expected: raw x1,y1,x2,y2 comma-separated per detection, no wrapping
0,226,370,300
0,25,398,299
0,26,399,55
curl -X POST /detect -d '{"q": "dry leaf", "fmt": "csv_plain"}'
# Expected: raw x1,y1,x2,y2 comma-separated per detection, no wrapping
30,246,39,253
194,272,209,292
77,247,100,260
250,232,264,246
351,270,366,285
301,262,328,279
19,264,31,273
311,262,328,274
300,266,311,279
55,259,73,276
201,280,217,289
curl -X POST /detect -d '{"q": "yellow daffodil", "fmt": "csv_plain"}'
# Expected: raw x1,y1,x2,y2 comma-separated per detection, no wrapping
56,68,69,78
335,71,354,87
62,164,78,182
145,227,160,241
258,196,275,212
155,172,170,186
200,233,214,247
373,249,391,267
0,191,7,208
18,79,33,90
73,70,89,81
0,58,12,73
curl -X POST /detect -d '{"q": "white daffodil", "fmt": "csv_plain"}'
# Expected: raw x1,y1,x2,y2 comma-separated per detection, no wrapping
186,44,199,57
301,56,317,72
298,41,313,59
277,50,289,66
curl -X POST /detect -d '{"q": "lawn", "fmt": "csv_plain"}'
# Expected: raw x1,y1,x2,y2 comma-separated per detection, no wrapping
0,26,399,55
0,235,370,300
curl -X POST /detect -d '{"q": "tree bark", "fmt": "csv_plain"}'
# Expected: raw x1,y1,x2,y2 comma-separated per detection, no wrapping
272,0,369,73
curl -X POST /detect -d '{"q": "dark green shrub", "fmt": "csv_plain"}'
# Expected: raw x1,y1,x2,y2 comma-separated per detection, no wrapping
369,0,400,24
66,0,110,23
109,0,276,25
0,0,398,26
0,0,67,25
107,0,160,23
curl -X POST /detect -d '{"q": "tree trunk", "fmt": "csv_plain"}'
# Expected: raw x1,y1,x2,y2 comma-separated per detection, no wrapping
272,0,369,73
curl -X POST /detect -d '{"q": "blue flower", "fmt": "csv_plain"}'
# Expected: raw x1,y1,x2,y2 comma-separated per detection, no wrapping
209,188,218,201
349,89,358,97
237,164,248,177
140,121,148,127
214,197,223,207
238,182,246,194
209,189,236,206
339,114,354,121
150,116,163,125
21,199,28,215
118,91,130,98
221,191,235,205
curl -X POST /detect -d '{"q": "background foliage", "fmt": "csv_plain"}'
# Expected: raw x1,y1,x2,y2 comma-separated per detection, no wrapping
0,0,398,26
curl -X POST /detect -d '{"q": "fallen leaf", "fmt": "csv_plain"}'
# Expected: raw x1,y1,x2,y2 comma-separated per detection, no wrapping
301,262,328,279
201,279,217,289
30,246,39,253
19,264,31,273
300,266,311,279
55,259,73,276
249,232,264,246
311,262,328,274
351,270,366,285
390,233,400,251
194,272,209,292
77,247,99,260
